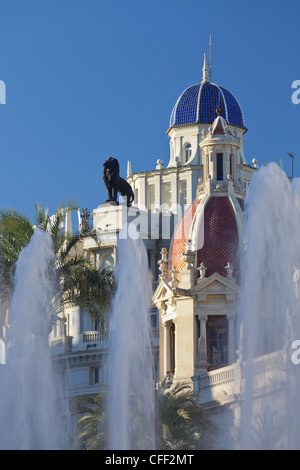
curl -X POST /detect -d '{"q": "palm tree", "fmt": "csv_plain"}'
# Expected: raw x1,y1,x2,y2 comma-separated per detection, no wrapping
71,380,217,450
0,201,114,326
71,393,107,450
156,379,217,450
0,208,34,300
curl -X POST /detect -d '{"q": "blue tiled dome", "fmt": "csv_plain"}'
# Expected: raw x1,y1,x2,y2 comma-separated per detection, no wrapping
169,82,245,129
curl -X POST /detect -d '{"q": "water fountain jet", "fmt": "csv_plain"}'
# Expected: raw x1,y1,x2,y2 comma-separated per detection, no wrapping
237,163,300,450
0,228,69,450
106,224,155,450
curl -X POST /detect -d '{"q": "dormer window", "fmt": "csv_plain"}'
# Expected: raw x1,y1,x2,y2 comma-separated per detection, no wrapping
184,143,192,163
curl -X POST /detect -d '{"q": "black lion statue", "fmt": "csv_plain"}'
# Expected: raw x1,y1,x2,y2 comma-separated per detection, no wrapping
103,157,134,207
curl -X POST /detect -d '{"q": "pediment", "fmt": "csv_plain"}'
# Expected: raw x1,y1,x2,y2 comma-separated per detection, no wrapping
191,272,238,295
152,279,174,304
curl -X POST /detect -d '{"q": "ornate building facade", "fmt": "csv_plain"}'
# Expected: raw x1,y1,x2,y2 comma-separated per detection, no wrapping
48,55,257,414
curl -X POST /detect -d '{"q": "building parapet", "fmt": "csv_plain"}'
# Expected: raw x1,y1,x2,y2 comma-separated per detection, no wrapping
196,176,244,198
81,331,106,343
193,349,287,406
51,327,159,355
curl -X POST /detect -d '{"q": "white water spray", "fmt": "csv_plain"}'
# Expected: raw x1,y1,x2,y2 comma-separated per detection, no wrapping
106,225,155,450
0,229,68,450
237,163,300,449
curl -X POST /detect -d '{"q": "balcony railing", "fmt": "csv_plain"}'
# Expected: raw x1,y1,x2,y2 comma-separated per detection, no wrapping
193,349,287,405
51,326,159,354
81,331,106,343
50,335,73,352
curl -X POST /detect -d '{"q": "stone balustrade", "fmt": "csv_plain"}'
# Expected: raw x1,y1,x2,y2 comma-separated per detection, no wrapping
81,331,106,343
193,349,287,405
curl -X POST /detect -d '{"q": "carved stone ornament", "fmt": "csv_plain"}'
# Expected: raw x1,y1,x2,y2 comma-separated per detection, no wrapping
196,178,205,196
158,247,168,279
197,262,207,279
225,261,234,279
233,177,244,194
182,240,195,270
198,312,208,322
170,266,180,288
215,183,227,192
195,336,209,373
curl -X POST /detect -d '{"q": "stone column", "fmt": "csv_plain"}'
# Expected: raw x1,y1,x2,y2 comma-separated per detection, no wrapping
208,148,214,180
232,148,237,182
225,145,231,179
198,312,208,342
227,312,236,365
173,318,177,377
162,321,171,377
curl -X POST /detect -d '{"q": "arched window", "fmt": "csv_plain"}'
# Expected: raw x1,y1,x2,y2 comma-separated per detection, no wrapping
184,143,192,163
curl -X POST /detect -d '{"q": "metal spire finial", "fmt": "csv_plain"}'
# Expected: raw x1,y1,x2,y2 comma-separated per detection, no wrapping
202,53,209,83
209,34,212,82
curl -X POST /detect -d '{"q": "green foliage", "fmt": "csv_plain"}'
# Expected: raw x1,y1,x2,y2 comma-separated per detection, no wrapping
71,393,107,450
72,380,218,450
156,380,217,450
0,201,114,322
0,209,34,299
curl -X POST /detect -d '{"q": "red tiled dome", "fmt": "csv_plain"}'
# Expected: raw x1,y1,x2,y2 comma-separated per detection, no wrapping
168,198,202,278
169,195,241,282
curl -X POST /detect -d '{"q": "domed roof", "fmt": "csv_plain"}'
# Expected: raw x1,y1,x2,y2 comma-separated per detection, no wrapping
169,81,245,130
169,195,244,282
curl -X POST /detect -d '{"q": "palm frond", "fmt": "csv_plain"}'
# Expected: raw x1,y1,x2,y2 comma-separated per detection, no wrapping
34,200,79,251
0,209,34,297
71,393,107,450
156,380,218,450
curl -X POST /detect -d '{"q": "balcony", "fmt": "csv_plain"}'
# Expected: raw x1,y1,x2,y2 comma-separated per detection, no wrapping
51,326,159,354
81,331,106,343
50,335,73,353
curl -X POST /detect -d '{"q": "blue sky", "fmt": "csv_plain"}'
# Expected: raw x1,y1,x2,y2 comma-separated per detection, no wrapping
0,0,299,222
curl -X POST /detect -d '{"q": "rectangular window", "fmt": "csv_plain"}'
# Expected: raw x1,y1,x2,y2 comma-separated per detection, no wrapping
89,367,102,385
217,153,223,181
170,323,175,373
150,313,157,328
147,184,155,210
207,316,228,368
162,182,172,208
179,180,187,206
63,314,69,336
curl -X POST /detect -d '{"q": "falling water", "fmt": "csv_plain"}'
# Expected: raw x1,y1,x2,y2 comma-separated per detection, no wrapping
106,224,155,450
237,163,300,449
0,228,68,450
